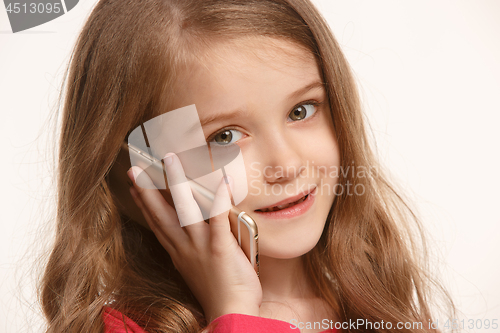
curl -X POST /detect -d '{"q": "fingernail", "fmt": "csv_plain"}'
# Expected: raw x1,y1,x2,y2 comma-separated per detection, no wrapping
163,153,174,166
127,166,142,182
132,167,142,181
127,168,135,182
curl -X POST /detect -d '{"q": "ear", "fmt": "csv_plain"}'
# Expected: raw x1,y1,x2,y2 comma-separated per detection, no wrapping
107,142,151,230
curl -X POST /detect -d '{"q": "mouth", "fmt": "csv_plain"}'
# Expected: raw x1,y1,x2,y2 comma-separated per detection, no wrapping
254,187,316,218
256,194,309,212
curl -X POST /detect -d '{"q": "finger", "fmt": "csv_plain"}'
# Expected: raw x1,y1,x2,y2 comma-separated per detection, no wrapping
128,166,186,244
163,153,205,228
208,175,233,243
129,186,176,254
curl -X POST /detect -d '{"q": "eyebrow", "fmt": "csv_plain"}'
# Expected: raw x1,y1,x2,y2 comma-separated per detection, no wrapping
197,80,325,128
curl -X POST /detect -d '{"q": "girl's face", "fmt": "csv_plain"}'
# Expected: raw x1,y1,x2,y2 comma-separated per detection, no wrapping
169,37,340,259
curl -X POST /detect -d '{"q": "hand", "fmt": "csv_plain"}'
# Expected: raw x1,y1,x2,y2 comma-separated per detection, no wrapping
127,153,262,322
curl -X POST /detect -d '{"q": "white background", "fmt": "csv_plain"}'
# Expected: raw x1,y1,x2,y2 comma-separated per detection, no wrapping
1,0,499,332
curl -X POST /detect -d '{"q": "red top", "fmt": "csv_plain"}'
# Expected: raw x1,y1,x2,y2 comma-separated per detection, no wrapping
103,307,337,333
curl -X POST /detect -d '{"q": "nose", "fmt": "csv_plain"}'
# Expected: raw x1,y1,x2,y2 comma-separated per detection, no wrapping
259,131,305,184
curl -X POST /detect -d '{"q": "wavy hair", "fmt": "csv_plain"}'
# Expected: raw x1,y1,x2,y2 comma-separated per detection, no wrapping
39,0,455,332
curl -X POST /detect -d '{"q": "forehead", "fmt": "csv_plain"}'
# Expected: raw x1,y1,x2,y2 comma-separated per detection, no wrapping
200,37,316,73
167,37,322,111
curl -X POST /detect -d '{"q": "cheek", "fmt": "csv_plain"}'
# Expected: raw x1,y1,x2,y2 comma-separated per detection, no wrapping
297,109,338,155
241,152,264,198
306,125,340,201
302,124,340,169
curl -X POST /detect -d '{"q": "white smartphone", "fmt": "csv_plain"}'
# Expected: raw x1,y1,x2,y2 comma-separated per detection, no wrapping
109,141,259,276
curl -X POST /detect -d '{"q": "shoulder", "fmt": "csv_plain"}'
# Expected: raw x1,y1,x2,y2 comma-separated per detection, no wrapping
102,307,336,333
207,313,336,333
207,313,300,332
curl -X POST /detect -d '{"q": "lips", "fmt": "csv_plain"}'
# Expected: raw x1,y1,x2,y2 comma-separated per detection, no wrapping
255,188,314,212
256,194,309,212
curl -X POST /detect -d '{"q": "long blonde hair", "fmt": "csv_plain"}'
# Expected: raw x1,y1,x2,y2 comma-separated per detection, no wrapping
40,0,454,332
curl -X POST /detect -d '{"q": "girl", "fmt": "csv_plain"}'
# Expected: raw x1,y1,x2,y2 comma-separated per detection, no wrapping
39,0,455,332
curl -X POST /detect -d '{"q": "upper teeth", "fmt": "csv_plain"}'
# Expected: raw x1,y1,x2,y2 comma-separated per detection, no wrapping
259,195,307,212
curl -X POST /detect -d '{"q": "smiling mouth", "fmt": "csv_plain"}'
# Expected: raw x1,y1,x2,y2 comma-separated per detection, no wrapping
255,194,309,212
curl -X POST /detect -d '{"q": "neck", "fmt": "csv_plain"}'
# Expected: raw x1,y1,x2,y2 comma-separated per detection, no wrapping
258,254,315,302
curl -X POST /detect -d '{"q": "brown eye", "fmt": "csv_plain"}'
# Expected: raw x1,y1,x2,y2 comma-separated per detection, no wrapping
288,104,316,121
210,129,243,146
215,130,232,144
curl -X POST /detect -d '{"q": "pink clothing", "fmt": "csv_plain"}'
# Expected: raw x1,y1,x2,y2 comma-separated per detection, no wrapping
103,307,147,333
103,307,337,333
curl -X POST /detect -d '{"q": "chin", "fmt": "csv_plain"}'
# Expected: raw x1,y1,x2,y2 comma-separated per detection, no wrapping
259,234,321,259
